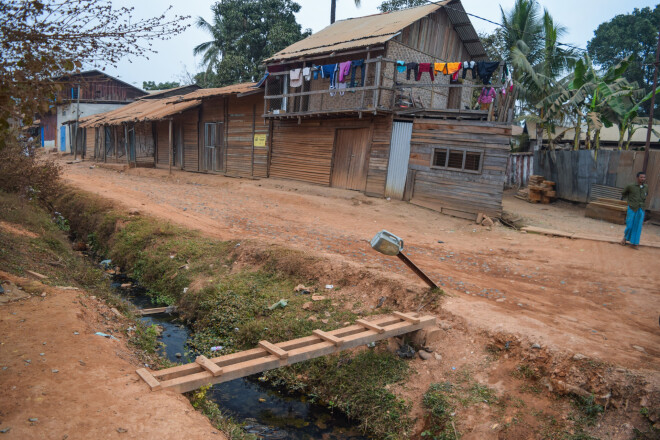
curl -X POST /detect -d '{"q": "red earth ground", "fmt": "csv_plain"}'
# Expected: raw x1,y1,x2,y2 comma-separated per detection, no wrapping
60,161,660,372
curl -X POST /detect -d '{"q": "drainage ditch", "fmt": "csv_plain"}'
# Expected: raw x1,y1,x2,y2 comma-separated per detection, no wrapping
111,273,366,440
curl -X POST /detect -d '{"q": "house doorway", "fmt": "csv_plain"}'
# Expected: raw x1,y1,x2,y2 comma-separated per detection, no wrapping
331,127,370,191
203,122,224,173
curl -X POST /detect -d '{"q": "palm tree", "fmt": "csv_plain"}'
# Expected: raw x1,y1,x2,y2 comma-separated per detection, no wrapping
193,16,222,76
507,6,575,150
330,0,361,24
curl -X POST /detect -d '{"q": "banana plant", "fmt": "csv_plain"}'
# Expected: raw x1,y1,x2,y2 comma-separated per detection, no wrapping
615,88,660,149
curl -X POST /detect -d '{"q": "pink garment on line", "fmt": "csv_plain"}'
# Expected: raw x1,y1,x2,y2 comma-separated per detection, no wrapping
338,61,352,83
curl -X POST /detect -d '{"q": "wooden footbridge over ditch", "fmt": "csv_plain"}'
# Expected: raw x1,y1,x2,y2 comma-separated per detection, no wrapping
137,312,435,393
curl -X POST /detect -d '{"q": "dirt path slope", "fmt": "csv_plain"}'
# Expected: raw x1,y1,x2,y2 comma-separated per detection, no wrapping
0,271,222,440
61,162,660,370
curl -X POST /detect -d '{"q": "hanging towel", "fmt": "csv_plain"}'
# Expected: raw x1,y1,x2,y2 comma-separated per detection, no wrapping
338,61,352,83
290,68,303,88
462,61,476,79
350,60,365,88
303,67,312,81
396,60,406,73
477,61,500,84
405,62,418,80
337,82,347,96
416,63,434,81
434,62,446,75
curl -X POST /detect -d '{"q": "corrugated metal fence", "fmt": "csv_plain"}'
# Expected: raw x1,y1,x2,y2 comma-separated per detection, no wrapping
385,121,413,199
505,152,533,188
534,150,659,213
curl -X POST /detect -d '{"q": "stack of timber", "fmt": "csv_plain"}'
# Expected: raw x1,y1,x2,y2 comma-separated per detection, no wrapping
585,197,628,224
527,175,556,204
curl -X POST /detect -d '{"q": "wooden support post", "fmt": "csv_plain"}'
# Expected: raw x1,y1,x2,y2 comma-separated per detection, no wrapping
356,319,385,334
393,311,420,324
168,119,173,175
195,355,223,377
259,340,288,359
373,57,382,109
124,124,130,165
313,329,343,347
136,368,162,391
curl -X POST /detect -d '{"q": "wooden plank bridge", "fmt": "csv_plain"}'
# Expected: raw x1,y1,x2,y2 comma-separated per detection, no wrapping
137,312,435,393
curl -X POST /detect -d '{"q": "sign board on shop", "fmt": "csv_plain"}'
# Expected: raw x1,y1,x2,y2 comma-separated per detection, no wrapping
253,134,267,147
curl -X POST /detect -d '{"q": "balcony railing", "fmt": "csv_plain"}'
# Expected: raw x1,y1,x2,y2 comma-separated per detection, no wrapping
263,58,515,123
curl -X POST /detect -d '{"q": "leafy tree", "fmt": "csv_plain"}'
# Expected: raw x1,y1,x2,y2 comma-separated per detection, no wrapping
194,0,310,87
378,0,427,13
587,5,660,115
143,81,181,91
331,0,361,24
0,0,188,145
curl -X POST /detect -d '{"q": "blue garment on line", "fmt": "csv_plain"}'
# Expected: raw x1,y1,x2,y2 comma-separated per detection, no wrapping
349,60,365,88
396,60,406,73
321,64,338,89
624,206,644,245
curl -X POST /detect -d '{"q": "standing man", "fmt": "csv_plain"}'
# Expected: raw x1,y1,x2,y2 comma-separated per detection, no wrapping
621,172,648,249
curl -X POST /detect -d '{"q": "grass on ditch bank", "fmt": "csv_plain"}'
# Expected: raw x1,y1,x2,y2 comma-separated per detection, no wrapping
52,187,416,439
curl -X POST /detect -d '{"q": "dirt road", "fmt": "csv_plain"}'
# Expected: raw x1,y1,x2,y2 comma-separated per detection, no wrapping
0,271,221,439
62,162,660,370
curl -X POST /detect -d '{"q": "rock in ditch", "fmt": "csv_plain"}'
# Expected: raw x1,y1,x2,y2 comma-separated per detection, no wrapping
418,350,432,361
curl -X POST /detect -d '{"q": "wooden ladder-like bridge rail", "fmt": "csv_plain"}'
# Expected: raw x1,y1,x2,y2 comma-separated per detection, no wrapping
137,312,435,393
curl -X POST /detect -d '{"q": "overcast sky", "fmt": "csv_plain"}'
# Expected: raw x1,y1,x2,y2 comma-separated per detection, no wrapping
107,0,658,88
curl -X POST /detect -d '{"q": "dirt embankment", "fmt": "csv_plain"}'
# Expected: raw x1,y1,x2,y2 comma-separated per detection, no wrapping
0,272,222,440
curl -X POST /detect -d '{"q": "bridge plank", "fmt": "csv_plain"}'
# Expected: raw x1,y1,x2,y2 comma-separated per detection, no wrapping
356,319,385,333
195,355,223,377
145,314,436,393
136,368,162,391
259,340,289,359
393,311,420,324
313,329,343,347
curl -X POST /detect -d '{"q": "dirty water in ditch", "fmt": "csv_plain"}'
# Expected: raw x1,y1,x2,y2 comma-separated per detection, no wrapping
110,274,367,440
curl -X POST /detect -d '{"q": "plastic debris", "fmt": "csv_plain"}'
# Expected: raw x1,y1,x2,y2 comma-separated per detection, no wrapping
268,299,288,310
210,346,224,352
99,259,112,269
325,284,334,289
95,332,118,340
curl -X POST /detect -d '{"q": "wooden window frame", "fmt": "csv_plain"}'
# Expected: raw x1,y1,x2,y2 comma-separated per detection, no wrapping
430,147,484,174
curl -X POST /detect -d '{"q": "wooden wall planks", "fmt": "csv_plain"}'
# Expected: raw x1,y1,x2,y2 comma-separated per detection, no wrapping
409,119,510,219
270,116,393,190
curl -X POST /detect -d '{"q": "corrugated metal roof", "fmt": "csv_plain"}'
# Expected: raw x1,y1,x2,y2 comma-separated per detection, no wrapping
525,121,660,143
443,0,488,59
179,83,259,100
79,82,259,127
265,3,446,62
79,96,201,127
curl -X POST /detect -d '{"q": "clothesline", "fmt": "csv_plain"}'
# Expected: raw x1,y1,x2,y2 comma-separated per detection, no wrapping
269,57,513,98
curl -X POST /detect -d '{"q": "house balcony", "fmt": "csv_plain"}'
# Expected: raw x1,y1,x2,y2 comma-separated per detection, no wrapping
263,58,515,123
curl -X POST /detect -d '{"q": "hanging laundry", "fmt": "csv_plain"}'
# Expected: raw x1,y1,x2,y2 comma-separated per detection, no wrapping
321,64,338,92
445,62,462,80
416,63,434,81
477,86,496,110
476,61,500,84
303,67,312,81
405,62,419,80
349,60,365,87
462,61,476,79
501,63,513,94
312,65,321,80
434,62,446,75
396,60,406,73
289,68,303,88
338,61,352,83
337,82,347,96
